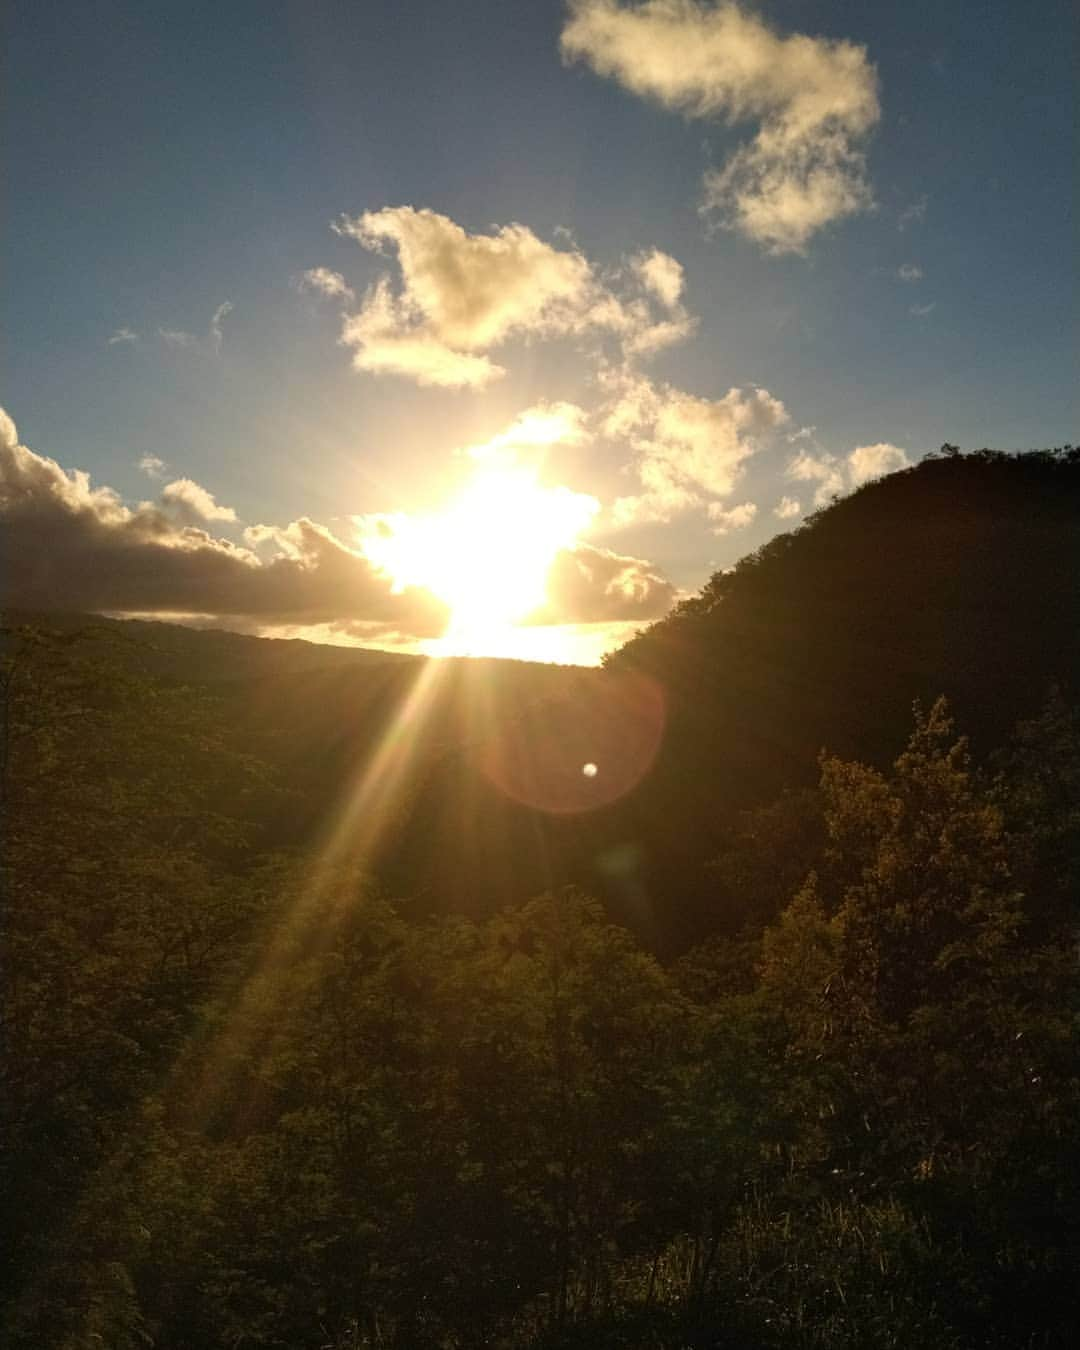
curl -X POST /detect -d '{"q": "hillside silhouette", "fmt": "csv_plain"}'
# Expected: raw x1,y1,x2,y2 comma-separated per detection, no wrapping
3,447,1079,1348
389,446,1080,946
8,447,1078,953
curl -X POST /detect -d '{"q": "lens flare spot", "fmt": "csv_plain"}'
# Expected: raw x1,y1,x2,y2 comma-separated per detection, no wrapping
481,671,665,814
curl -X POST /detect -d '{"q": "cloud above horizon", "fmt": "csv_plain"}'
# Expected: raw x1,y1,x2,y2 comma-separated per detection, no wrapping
160,477,239,524
602,371,789,523
461,402,592,467
0,408,676,636
847,441,911,485
706,499,757,534
561,0,880,254
789,440,910,505
534,541,677,624
0,409,445,633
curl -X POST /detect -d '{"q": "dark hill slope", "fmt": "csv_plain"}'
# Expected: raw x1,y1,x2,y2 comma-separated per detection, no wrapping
1,611,417,684
614,447,1079,782
222,655,602,847
1,610,599,853
394,449,1080,946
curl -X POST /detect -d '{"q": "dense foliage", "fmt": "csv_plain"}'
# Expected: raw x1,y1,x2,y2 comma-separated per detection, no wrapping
2,449,1078,1346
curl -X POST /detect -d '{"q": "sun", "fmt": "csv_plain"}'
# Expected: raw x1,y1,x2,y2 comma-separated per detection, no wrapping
358,465,598,654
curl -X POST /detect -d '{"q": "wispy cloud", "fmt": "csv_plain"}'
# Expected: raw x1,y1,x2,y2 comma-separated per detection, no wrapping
158,301,234,353
909,301,936,318
706,500,757,534
562,0,880,254
158,327,199,348
630,248,685,308
296,267,356,303
788,448,845,504
461,402,591,466
137,453,168,479
897,262,923,282
107,327,139,346
773,495,802,519
209,301,233,352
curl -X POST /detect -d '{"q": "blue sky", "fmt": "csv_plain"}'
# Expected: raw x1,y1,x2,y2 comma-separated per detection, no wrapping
3,1,1076,661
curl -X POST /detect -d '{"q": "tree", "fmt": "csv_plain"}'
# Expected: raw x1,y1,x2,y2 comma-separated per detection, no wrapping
758,700,1080,1346
1,624,282,1340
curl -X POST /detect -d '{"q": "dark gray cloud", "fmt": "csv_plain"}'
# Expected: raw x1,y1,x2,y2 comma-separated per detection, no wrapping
0,410,447,636
1,410,676,636
534,542,677,624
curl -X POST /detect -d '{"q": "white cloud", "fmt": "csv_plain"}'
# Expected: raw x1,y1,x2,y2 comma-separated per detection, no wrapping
909,301,936,318
614,252,698,356
787,448,846,505
604,370,788,523
339,207,594,348
701,131,874,256
847,442,910,485
462,402,591,465
161,477,238,524
706,499,757,533
618,305,698,359
562,0,880,254
773,495,802,519
108,327,139,346
297,267,356,302
631,248,685,307
0,407,19,457
788,440,910,504
334,206,602,386
339,277,502,387
137,453,168,479
324,205,695,386
897,262,923,282
209,301,233,352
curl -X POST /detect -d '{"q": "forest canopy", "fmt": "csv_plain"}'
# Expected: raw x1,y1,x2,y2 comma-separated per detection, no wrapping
2,447,1078,1348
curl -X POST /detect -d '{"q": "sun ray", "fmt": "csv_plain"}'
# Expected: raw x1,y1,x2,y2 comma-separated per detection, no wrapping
105,456,605,1141
181,652,452,1131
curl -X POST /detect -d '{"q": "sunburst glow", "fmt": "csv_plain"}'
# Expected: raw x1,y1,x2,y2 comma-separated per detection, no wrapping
358,465,599,654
